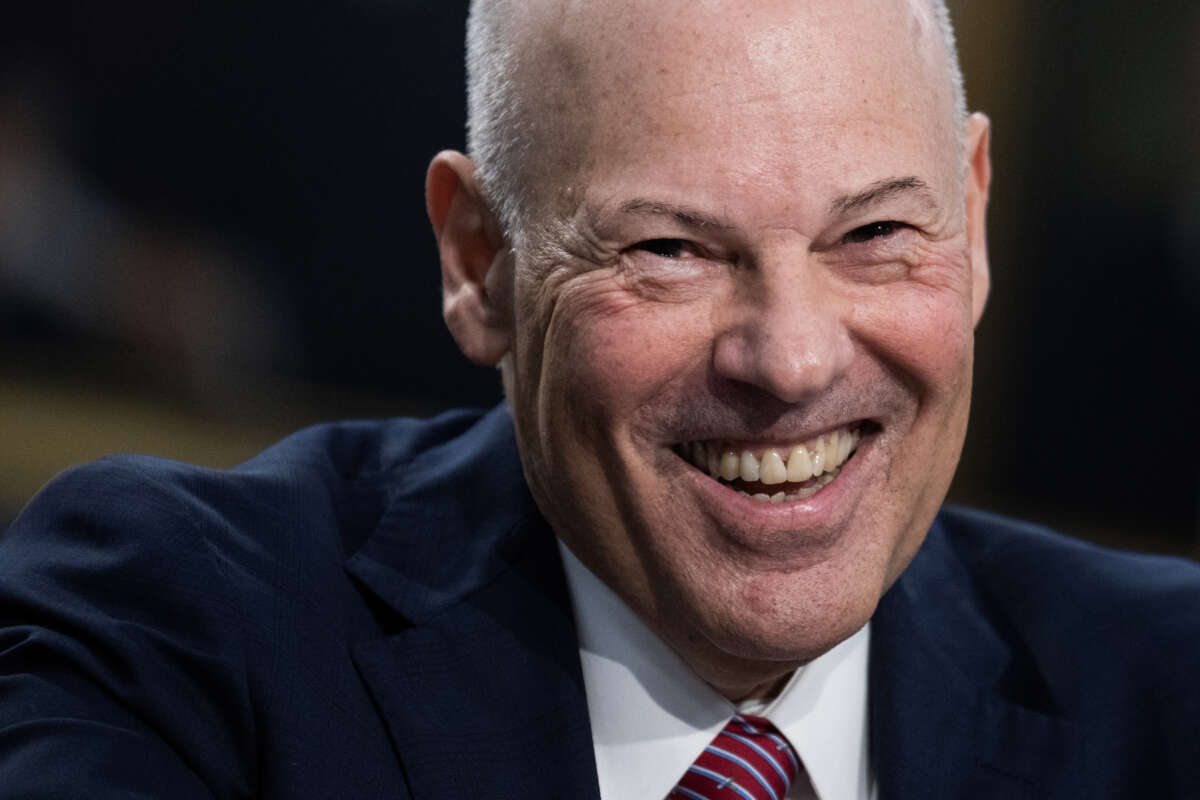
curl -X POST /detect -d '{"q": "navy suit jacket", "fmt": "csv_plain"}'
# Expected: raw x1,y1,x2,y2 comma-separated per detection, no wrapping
2,406,1198,798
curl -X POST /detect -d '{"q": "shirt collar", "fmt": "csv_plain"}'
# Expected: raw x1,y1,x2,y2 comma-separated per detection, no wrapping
558,540,873,800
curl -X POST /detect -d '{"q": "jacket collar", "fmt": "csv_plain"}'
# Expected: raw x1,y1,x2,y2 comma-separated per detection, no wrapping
345,407,600,799
870,514,1090,799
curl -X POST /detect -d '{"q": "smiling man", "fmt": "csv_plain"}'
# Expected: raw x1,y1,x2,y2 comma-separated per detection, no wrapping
431,0,989,707
426,0,989,794
2,0,1199,798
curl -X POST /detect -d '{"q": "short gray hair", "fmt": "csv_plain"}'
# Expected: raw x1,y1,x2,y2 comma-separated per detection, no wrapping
465,0,530,240
930,1,969,144
466,0,968,241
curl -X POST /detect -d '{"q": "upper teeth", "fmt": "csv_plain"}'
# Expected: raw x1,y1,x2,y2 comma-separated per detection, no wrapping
682,426,861,485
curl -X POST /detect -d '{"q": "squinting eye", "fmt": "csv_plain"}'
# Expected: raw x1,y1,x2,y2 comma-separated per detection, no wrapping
632,238,688,258
843,221,902,244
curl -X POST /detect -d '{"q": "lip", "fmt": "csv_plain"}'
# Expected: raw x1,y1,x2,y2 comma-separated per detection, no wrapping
670,420,871,454
675,426,876,554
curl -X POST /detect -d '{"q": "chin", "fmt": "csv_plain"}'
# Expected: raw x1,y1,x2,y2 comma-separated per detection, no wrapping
655,540,892,669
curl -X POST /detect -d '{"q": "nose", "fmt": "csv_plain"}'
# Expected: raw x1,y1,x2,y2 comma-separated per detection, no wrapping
711,253,854,404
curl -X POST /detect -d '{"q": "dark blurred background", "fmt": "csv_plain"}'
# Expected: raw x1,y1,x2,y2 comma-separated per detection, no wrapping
2,0,1197,556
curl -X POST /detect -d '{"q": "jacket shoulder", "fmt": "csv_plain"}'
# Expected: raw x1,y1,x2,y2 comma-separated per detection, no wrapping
0,408,488,797
9,407,488,563
896,507,1200,793
938,504,1200,619
934,505,1200,705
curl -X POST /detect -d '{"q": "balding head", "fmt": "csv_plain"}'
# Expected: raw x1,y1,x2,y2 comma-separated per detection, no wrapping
466,0,968,243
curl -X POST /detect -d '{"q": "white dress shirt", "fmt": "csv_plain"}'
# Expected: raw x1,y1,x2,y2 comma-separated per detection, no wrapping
558,541,875,800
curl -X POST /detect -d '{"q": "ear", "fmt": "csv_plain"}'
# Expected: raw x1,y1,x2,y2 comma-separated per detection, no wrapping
963,112,992,327
426,150,512,366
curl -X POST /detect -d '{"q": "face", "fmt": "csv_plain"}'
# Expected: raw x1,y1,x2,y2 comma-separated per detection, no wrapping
438,0,990,697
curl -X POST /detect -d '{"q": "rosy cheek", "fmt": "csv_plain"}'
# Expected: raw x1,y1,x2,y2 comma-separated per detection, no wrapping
845,282,975,387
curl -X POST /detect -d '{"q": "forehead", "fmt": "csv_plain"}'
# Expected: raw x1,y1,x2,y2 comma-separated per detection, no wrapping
556,0,938,93
521,0,957,221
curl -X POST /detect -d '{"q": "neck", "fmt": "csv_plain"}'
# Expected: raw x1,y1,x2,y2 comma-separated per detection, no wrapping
721,670,797,705
652,623,808,704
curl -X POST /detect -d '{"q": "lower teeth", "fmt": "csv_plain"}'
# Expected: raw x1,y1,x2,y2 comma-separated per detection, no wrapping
735,468,839,503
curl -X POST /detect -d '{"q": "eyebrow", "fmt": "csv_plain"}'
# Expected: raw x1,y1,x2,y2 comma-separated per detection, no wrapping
610,176,938,231
829,176,938,216
616,199,736,231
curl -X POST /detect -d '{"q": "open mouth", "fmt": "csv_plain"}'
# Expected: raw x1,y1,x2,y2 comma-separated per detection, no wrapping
674,423,868,503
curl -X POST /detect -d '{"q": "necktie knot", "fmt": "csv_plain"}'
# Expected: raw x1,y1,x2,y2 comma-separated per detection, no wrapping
669,714,801,800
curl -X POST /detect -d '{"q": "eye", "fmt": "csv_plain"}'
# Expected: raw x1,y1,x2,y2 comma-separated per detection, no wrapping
843,221,904,244
632,238,689,258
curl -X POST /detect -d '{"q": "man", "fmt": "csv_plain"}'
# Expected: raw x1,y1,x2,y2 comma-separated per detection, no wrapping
1,0,1197,798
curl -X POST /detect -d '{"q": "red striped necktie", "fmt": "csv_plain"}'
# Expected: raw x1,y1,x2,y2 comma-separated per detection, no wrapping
667,714,802,800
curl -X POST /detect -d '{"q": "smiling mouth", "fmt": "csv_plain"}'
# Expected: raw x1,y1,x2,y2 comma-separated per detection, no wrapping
674,423,866,503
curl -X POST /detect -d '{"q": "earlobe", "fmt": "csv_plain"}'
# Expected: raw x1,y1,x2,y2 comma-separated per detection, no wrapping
964,112,992,327
426,151,512,366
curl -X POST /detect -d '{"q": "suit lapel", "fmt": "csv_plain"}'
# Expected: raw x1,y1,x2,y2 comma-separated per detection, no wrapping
343,408,600,800
870,518,1090,799
350,524,599,800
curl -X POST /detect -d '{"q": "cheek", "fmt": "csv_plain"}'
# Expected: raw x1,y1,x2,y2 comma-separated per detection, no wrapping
537,277,714,418
845,267,977,397
516,277,715,541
